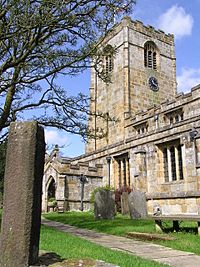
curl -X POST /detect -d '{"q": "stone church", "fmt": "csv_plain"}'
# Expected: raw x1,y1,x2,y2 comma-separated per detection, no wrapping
43,17,200,215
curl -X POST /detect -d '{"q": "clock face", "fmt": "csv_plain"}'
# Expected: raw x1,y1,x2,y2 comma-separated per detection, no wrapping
149,76,159,91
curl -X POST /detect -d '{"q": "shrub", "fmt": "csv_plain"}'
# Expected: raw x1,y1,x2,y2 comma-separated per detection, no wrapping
48,197,57,206
90,185,114,204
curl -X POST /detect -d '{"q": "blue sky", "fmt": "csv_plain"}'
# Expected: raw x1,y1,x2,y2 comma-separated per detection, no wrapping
45,0,200,157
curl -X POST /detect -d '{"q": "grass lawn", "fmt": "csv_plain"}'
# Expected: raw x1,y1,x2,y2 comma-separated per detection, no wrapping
44,211,200,255
0,209,166,267
40,225,166,267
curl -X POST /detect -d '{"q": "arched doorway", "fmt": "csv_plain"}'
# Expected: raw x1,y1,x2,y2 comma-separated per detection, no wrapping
47,178,56,200
47,177,56,212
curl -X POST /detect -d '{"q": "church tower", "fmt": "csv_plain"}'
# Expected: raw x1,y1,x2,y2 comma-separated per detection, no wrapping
86,16,176,153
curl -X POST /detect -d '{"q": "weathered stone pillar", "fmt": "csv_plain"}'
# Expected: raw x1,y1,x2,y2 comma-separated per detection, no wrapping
0,121,45,267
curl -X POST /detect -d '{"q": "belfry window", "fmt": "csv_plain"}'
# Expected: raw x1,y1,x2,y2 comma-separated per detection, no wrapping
144,41,158,70
105,55,113,74
153,52,157,69
103,44,114,75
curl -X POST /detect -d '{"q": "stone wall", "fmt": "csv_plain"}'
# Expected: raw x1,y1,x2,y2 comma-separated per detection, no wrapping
62,174,102,211
147,196,200,215
74,85,200,215
43,150,103,212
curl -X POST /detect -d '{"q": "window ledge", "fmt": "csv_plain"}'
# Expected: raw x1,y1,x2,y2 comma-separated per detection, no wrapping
163,180,184,185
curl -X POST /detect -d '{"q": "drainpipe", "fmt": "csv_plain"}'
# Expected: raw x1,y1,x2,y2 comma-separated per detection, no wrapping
106,156,112,187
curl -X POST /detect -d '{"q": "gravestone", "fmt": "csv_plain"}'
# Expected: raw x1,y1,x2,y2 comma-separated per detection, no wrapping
94,189,115,219
121,192,130,215
128,191,147,219
0,121,45,267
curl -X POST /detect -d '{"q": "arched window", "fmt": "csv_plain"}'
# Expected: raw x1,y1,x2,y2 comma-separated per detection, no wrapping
103,45,114,75
144,41,158,70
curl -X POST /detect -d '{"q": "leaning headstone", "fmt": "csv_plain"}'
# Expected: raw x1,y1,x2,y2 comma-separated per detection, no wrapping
121,192,130,215
128,191,147,219
94,189,115,219
0,121,45,267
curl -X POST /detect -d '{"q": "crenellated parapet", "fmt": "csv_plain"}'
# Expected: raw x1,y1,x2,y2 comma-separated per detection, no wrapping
125,84,200,137
102,16,174,46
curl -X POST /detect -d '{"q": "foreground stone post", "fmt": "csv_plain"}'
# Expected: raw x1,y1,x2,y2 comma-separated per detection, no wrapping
0,121,45,267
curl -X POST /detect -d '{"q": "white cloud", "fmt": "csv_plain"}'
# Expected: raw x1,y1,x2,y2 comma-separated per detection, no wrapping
157,5,193,39
177,68,200,93
45,129,68,148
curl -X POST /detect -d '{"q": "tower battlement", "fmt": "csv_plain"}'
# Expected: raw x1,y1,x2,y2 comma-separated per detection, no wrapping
86,16,177,153
105,16,174,46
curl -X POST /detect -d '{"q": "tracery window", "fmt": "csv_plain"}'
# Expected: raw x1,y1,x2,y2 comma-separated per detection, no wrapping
144,41,158,70
170,146,176,181
115,153,130,188
134,122,148,135
161,142,184,182
163,148,169,182
165,109,184,126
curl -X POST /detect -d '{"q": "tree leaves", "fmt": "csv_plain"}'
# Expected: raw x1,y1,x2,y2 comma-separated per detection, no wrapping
0,0,136,138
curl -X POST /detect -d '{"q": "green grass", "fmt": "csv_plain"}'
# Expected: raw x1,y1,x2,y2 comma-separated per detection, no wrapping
40,225,166,267
44,212,155,234
44,211,200,255
0,209,166,267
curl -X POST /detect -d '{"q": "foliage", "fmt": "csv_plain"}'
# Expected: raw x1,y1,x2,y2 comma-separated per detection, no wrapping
48,197,57,206
0,0,136,140
90,184,114,203
115,186,132,212
44,211,200,256
40,225,166,267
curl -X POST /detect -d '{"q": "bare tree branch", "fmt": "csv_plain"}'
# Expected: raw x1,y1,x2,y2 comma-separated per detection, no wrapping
0,0,136,138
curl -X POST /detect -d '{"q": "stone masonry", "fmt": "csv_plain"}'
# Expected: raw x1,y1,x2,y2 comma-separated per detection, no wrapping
86,16,176,153
43,16,200,216
42,148,103,212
